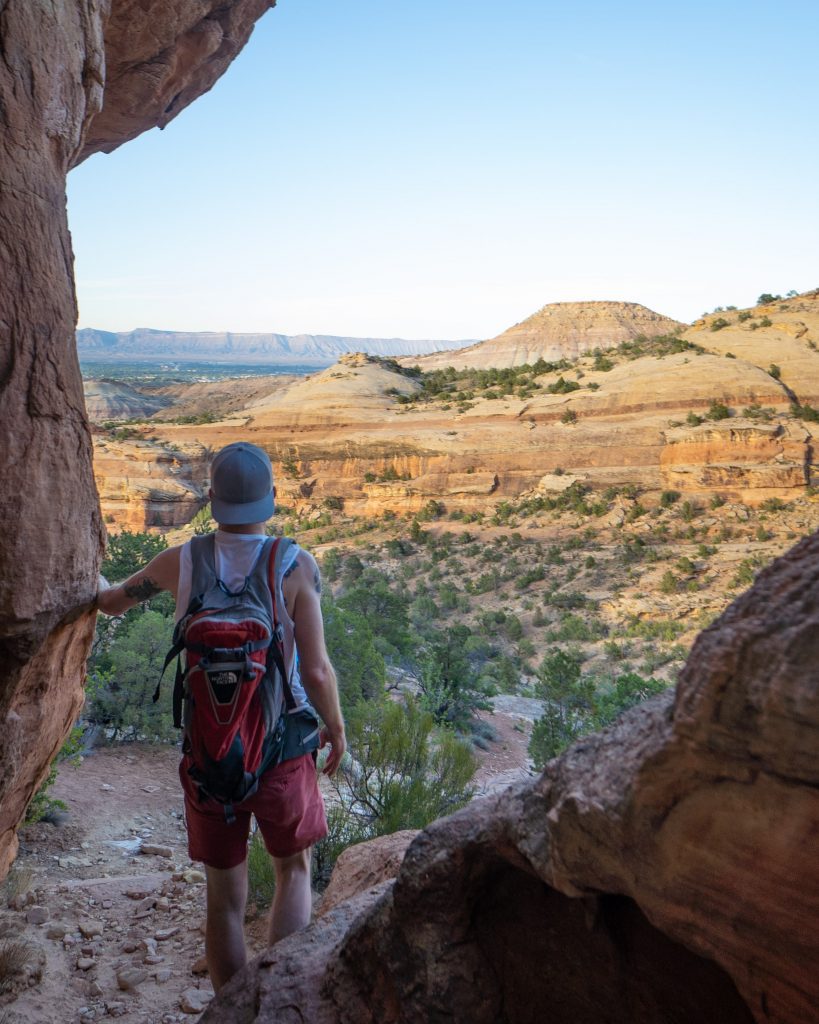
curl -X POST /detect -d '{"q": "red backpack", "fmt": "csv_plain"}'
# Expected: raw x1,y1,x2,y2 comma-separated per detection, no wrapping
157,534,318,820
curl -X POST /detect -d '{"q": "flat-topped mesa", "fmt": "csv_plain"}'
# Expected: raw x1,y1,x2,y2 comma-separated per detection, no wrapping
408,300,684,371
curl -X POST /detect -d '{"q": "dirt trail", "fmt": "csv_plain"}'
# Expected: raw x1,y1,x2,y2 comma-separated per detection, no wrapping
1,710,533,1023
1,747,215,1024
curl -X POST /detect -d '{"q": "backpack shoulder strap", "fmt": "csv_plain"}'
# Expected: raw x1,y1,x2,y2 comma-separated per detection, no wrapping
188,533,217,596
269,536,297,622
265,536,298,709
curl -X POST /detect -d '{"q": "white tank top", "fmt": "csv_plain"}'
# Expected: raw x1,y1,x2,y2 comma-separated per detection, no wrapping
176,531,309,708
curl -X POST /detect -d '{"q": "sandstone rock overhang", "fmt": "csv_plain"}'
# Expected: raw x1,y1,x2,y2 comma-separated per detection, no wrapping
202,530,819,1024
77,1,277,164
0,0,275,879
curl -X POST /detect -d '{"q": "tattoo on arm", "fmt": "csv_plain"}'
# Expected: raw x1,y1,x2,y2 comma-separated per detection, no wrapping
123,577,161,602
313,566,322,595
283,558,300,580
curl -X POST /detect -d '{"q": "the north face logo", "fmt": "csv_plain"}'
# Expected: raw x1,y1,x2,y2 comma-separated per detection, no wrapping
210,671,239,701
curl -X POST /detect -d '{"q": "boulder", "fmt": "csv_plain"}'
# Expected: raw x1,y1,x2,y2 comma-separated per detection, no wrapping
316,830,417,918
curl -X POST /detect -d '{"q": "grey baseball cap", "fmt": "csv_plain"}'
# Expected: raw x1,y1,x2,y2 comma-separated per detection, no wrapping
210,442,275,525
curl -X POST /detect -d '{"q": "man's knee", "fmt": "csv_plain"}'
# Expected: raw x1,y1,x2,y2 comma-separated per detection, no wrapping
273,847,311,881
205,862,248,916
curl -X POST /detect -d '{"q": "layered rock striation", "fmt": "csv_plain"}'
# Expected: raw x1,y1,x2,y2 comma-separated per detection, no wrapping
0,0,274,877
142,348,812,518
93,437,209,530
203,530,819,1024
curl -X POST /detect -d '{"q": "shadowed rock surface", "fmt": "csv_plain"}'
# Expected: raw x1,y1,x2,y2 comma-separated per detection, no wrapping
202,532,819,1024
79,0,276,161
0,0,275,877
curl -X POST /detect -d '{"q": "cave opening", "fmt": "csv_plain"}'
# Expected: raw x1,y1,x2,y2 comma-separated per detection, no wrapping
470,864,754,1024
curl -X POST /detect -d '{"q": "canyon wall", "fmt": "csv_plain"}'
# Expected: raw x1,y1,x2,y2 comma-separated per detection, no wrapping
203,531,819,1024
133,349,813,525
0,0,275,877
93,437,210,531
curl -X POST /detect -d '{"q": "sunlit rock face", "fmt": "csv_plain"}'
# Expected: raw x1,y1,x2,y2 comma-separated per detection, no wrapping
202,532,819,1024
0,0,275,878
93,437,209,531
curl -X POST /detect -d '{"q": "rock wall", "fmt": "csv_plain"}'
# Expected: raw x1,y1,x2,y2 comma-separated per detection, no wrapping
0,0,274,876
661,420,812,500
203,531,819,1024
93,437,209,530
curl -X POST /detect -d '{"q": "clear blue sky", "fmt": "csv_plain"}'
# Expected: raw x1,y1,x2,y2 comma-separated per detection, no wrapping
68,0,819,340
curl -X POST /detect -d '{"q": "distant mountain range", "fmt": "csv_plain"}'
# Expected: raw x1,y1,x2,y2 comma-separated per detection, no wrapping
76,327,478,365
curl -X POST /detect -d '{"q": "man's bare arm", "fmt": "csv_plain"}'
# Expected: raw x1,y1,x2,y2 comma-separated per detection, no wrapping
288,552,346,775
96,546,181,616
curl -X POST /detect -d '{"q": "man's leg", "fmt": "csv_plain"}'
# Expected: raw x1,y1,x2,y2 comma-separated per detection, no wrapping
269,847,312,945
205,862,248,992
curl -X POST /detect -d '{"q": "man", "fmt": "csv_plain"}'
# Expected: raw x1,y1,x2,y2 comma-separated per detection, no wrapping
96,442,346,991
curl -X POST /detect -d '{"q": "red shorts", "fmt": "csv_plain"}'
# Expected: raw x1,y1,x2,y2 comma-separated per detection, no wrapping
180,753,327,870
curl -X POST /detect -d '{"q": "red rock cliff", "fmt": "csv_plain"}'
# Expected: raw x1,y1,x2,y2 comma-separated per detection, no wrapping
0,0,275,878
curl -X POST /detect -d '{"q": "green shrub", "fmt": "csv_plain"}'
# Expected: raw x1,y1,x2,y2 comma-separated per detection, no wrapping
759,316,773,328
24,727,84,824
189,505,217,540
623,617,686,642
247,831,277,911
791,402,819,422
86,611,176,742
710,318,730,332
660,490,681,507
321,548,342,582
738,310,753,322
560,409,578,425
706,401,730,421
548,377,581,395
660,570,678,595
102,530,167,582
548,613,605,642
327,697,476,854
743,404,775,422
322,595,386,711
732,555,767,588
625,502,647,522
419,628,490,729
768,364,782,380
686,411,703,426
528,650,593,767
593,673,668,728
